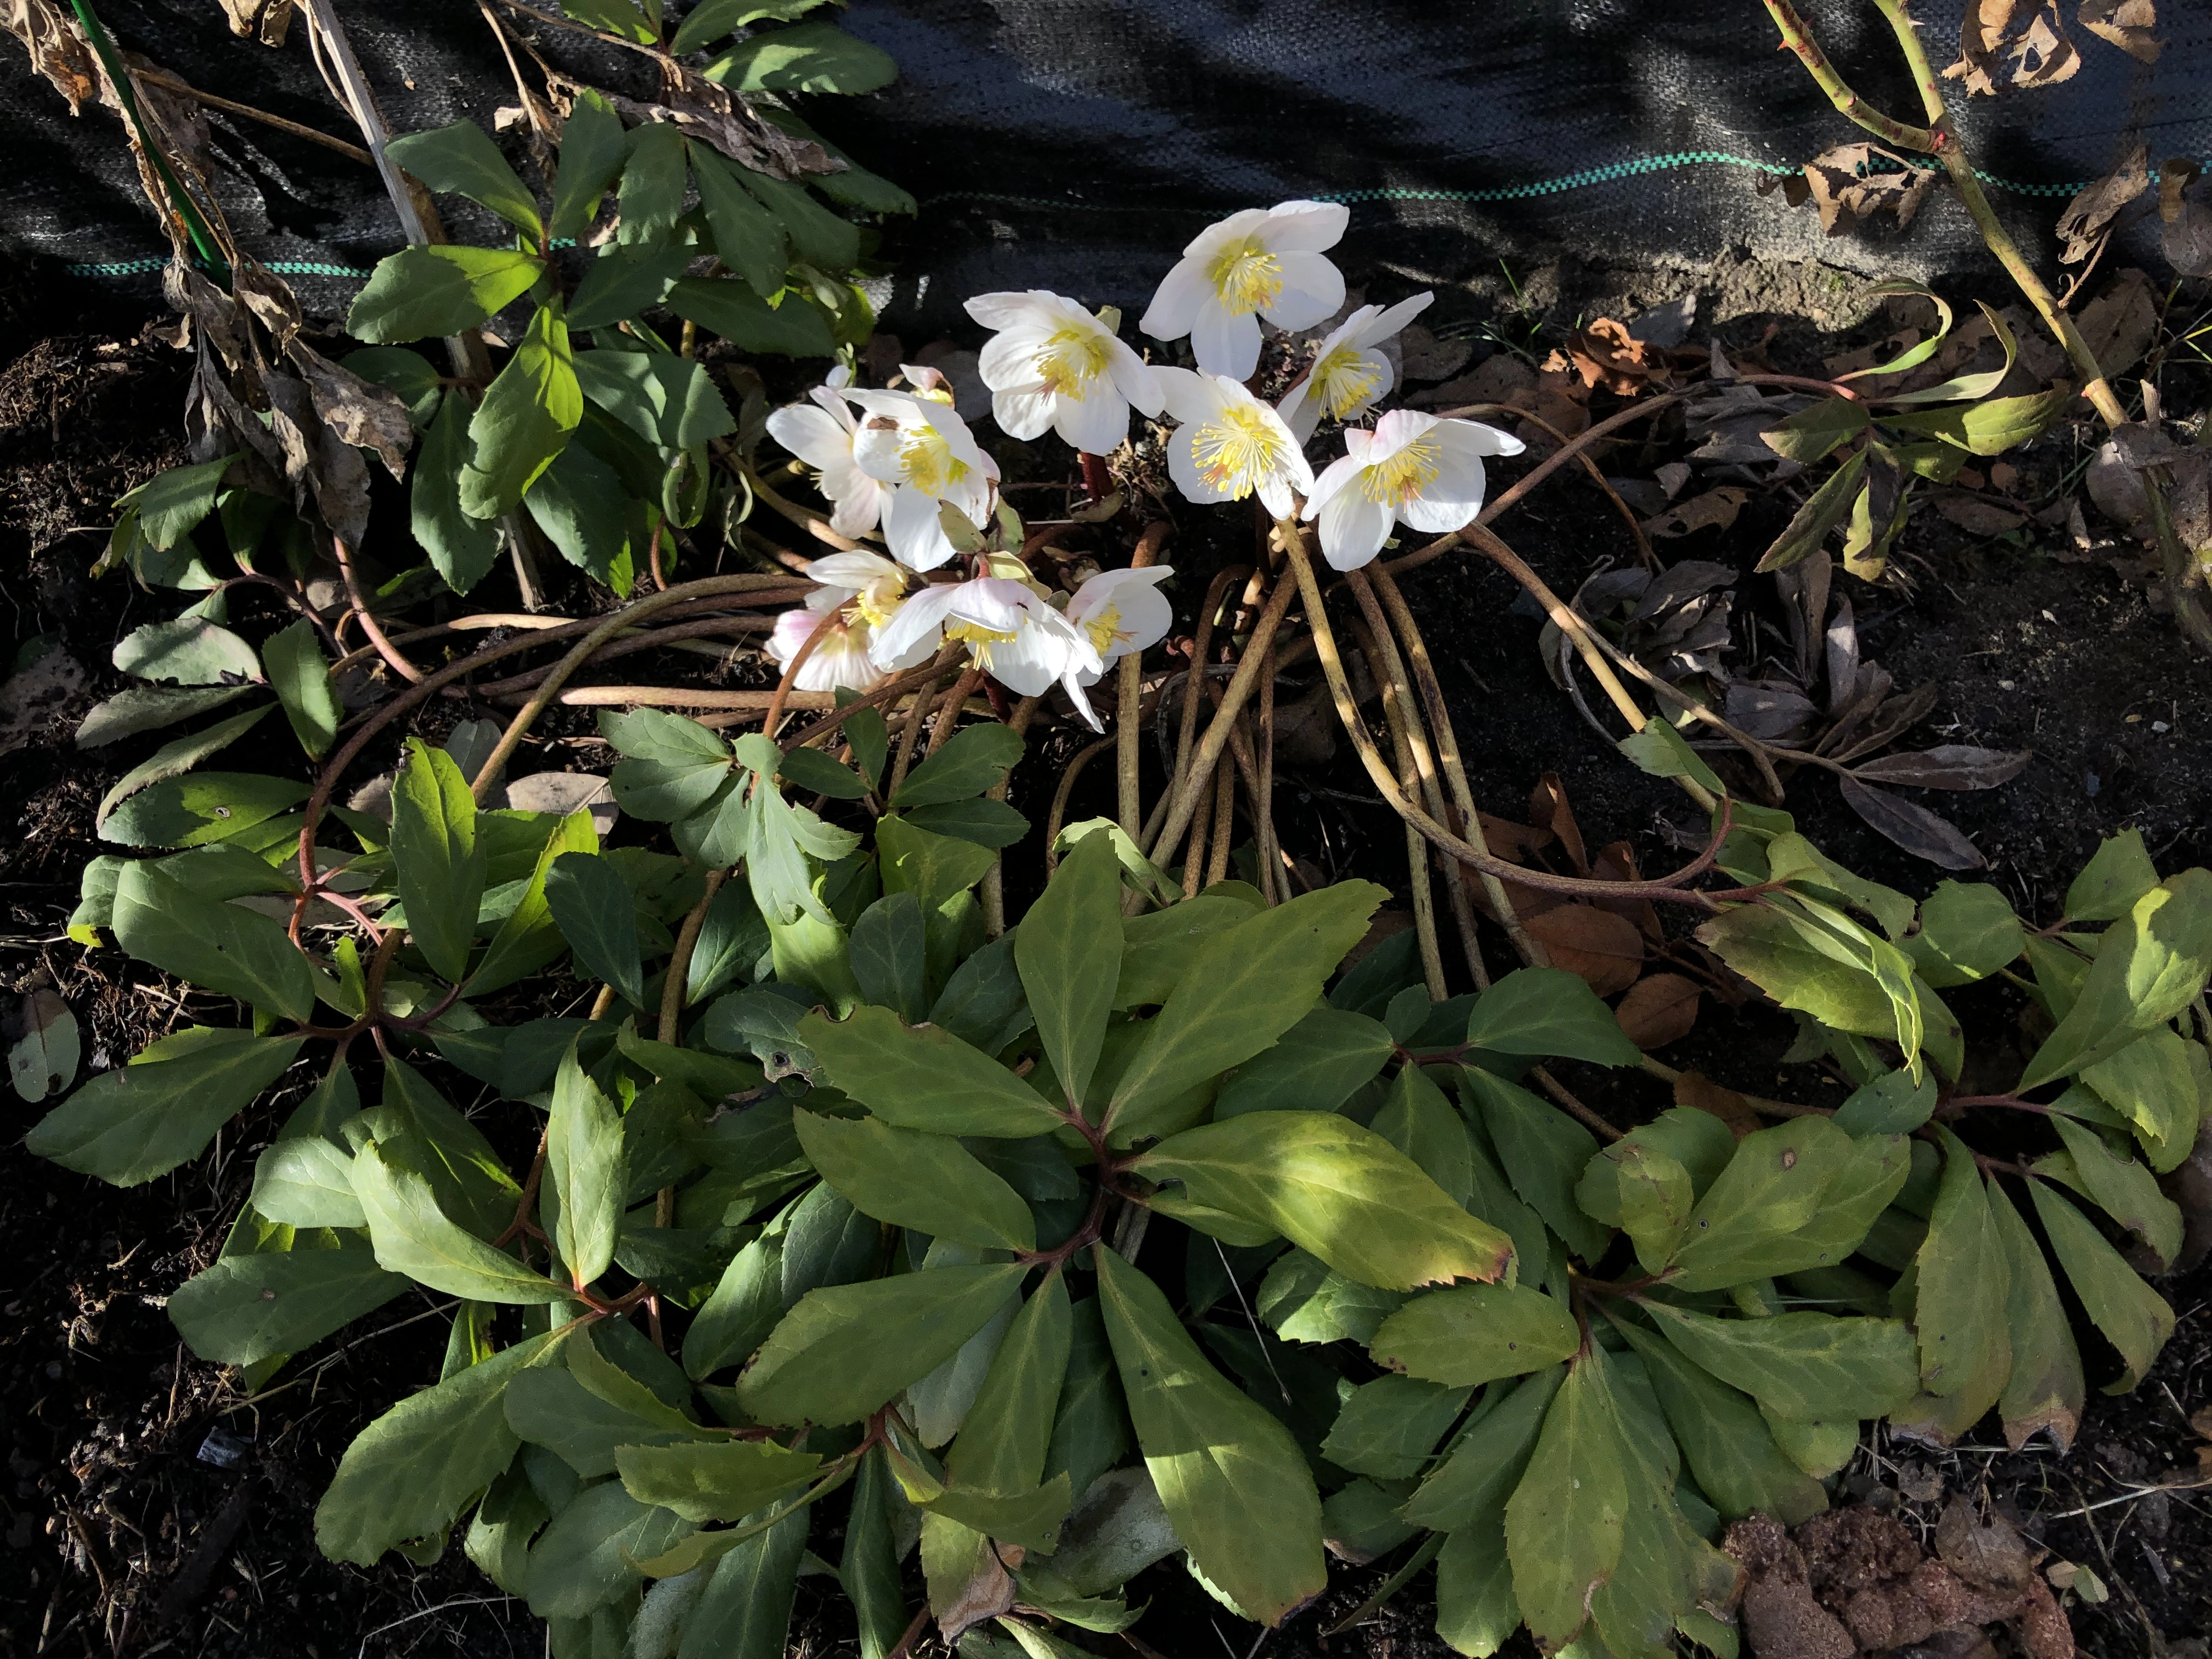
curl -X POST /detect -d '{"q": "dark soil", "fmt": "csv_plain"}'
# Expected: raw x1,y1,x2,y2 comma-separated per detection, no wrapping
2,245,2208,1659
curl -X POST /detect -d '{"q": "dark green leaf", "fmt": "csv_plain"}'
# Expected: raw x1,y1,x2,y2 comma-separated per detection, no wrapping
521,1480,694,1618
615,120,689,244
1458,1067,1612,1265
1986,1179,2084,1449
1641,1302,1917,1420
686,878,770,1007
802,1005,1066,1137
1043,1296,1132,1502
1018,830,1122,1110
545,851,645,1010
904,797,1032,849
2028,1181,2175,1392
1671,1118,1906,1290
1400,1364,1562,1531
684,1234,783,1379
1616,1321,1826,1524
472,811,602,996
169,1246,405,1365
27,1029,302,1186
690,143,789,295
342,346,444,428
93,704,272,828
794,1110,1035,1251
1760,397,1870,463
1832,1069,1934,1136
892,723,1025,810
117,455,232,549
848,893,927,1022
1463,967,1643,1066
2064,828,2160,923
113,615,260,685
1368,1283,1578,1385
574,349,737,452
76,684,255,749
1905,881,2024,988
346,245,544,343
262,618,341,758
675,1501,809,1655
413,388,501,594
1436,1521,1519,1659
603,706,735,819
549,89,630,241
1616,715,1725,795
2076,1026,2209,1172
1254,1248,1404,1345
1214,1005,1393,1119
111,857,315,1020
352,1141,568,1304
548,1044,627,1285
391,738,486,985
250,1135,365,1227
101,771,307,849
387,121,544,235
671,0,830,53
704,18,898,94
462,303,583,518
2022,871,2212,1089
1503,1352,1629,1649
616,1440,821,1524
665,276,837,357
2046,1115,2183,1267
1322,1374,1471,1480
1756,447,1866,573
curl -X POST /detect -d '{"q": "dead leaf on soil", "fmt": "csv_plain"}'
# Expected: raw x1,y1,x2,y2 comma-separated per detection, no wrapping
1522,904,1645,997
1851,745,2032,789
2158,160,2212,276
218,0,294,45
6,988,80,1103
1505,365,1591,453
2076,0,2160,61
1644,487,1750,539
1413,352,1537,413
1724,681,1820,744
2072,268,2158,378
0,648,90,757
2054,143,2147,262
1527,773,1589,874
1838,774,1985,870
1674,1070,1761,1138
1945,0,2083,94
1932,491,2034,534
1544,317,1674,396
1615,972,1701,1049
1795,144,1939,236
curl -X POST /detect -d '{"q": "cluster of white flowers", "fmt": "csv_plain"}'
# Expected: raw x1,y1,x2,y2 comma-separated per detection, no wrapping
763,201,1522,726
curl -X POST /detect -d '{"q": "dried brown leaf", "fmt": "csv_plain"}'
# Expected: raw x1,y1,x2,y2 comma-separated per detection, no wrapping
1932,490,2035,534
2077,0,2160,61
1851,745,2033,789
1722,681,1819,743
1521,904,1645,997
1549,317,1674,397
2054,143,2147,261
1613,972,1700,1050
1797,143,1939,235
1934,1498,2035,1595
1642,487,1748,539
218,0,294,45
2073,268,2159,378
1838,775,1985,869
1673,1070,1761,1138
1527,773,1588,874
1945,0,2083,93
3,0,97,109
287,340,415,481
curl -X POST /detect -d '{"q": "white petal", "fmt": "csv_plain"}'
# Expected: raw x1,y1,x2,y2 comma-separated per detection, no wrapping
1106,343,1166,417
807,549,903,589
1357,291,1435,346
964,290,1056,331
1256,471,1296,521
1417,444,1490,509
1191,302,1263,380
1259,200,1350,252
1154,365,1222,425
765,403,854,470
1303,448,1364,517
1260,251,1346,331
826,475,887,538
1167,428,1239,505
991,386,1058,441
975,328,1052,394
1278,378,1321,443
796,631,885,693
1181,207,1271,258
1139,257,1212,342
849,417,909,485
883,486,960,571
1367,408,1443,459
1054,383,1132,455
1400,478,1486,535
1318,491,1395,570
1432,417,1528,459
868,580,958,667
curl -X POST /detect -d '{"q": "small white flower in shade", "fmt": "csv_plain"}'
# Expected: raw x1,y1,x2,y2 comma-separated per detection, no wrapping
1301,409,1526,572
967,290,1165,454
1278,292,1435,442
1064,565,1175,687
1139,201,1350,381
844,387,1002,572
1158,368,1316,520
764,550,918,692
868,576,1109,728
762,369,890,539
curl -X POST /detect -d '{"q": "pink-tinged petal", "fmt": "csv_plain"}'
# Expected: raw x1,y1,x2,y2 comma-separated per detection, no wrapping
768,606,825,663
1054,383,1132,455
992,387,1058,442
1105,343,1166,416
1318,491,1395,571
882,486,960,571
1260,251,1345,331
765,403,854,470
795,629,885,693
826,475,887,538
1432,417,1527,458
1191,302,1263,380
1139,257,1212,342
806,549,902,589
1167,428,1240,505
806,384,857,428
1303,448,1365,517
1260,200,1350,253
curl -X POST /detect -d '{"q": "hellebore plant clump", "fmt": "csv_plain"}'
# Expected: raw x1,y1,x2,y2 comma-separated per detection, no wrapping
16,10,2209,1654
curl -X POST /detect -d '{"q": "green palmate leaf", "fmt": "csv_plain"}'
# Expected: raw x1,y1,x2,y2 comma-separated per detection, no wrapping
1132,1111,1513,1290
1103,883,1385,1144
261,618,341,758
1504,1352,1630,1650
1985,1179,2084,1449
351,1141,569,1304
675,1503,810,1655
413,388,502,593
462,303,583,517
686,878,771,1008
111,857,316,1021
548,1045,628,1286
2022,871,2212,1088
1400,1364,1562,1532
605,705,735,811
102,771,307,849
2046,1115,2183,1267
505,1368,705,1476
1371,1063,1476,1206
543,850,645,1009
1603,1142,1692,1276
902,797,1030,849
1042,1296,1132,1505
802,1005,1065,1136
1698,899,1917,1047
737,1263,1028,1425
94,704,272,826
523,438,635,583
2065,828,2160,923
794,1109,1035,1251
892,722,1026,810
944,1271,1071,1498
1094,1245,1324,1628
1641,1302,1918,1420
1214,1005,1394,1118
665,276,838,357
168,1245,406,1366
1669,1118,1909,1290
522,1480,695,1618
706,16,898,92
574,350,738,452
1616,1321,1826,1524
27,1029,303,1185
928,1477,1073,1553
464,1465,544,1595
548,87,629,240
114,615,261,685
690,143,789,296
1576,1106,1734,1222
2028,1181,2175,1393
1904,881,2024,987
346,245,544,343
472,810,601,995
1018,829,1122,1108
390,738,485,985
1368,1282,1578,1386
1616,715,1726,795
316,1329,560,1565
250,1135,365,1227
1458,1068,1612,1265
376,1056,520,1239
2076,1026,2209,1172
616,1439,821,1524
1464,967,1644,1066
848,893,927,1022
387,121,545,235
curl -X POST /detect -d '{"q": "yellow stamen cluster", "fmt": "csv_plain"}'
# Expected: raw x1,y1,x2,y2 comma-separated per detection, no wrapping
1359,435,1442,506
1313,345,1383,419
850,575,905,631
944,618,1018,673
1035,325,1113,397
899,424,970,494
1205,235,1285,314
1190,405,1285,497
1082,602,1126,656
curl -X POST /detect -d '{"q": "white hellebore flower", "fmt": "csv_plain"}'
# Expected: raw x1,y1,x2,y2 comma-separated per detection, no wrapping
1065,566,1175,686
1158,368,1316,520
1140,200,1350,381
1278,291,1435,442
765,550,917,692
844,385,1002,573
762,367,890,539
868,577,1108,727
1302,409,1526,572
967,290,1165,453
